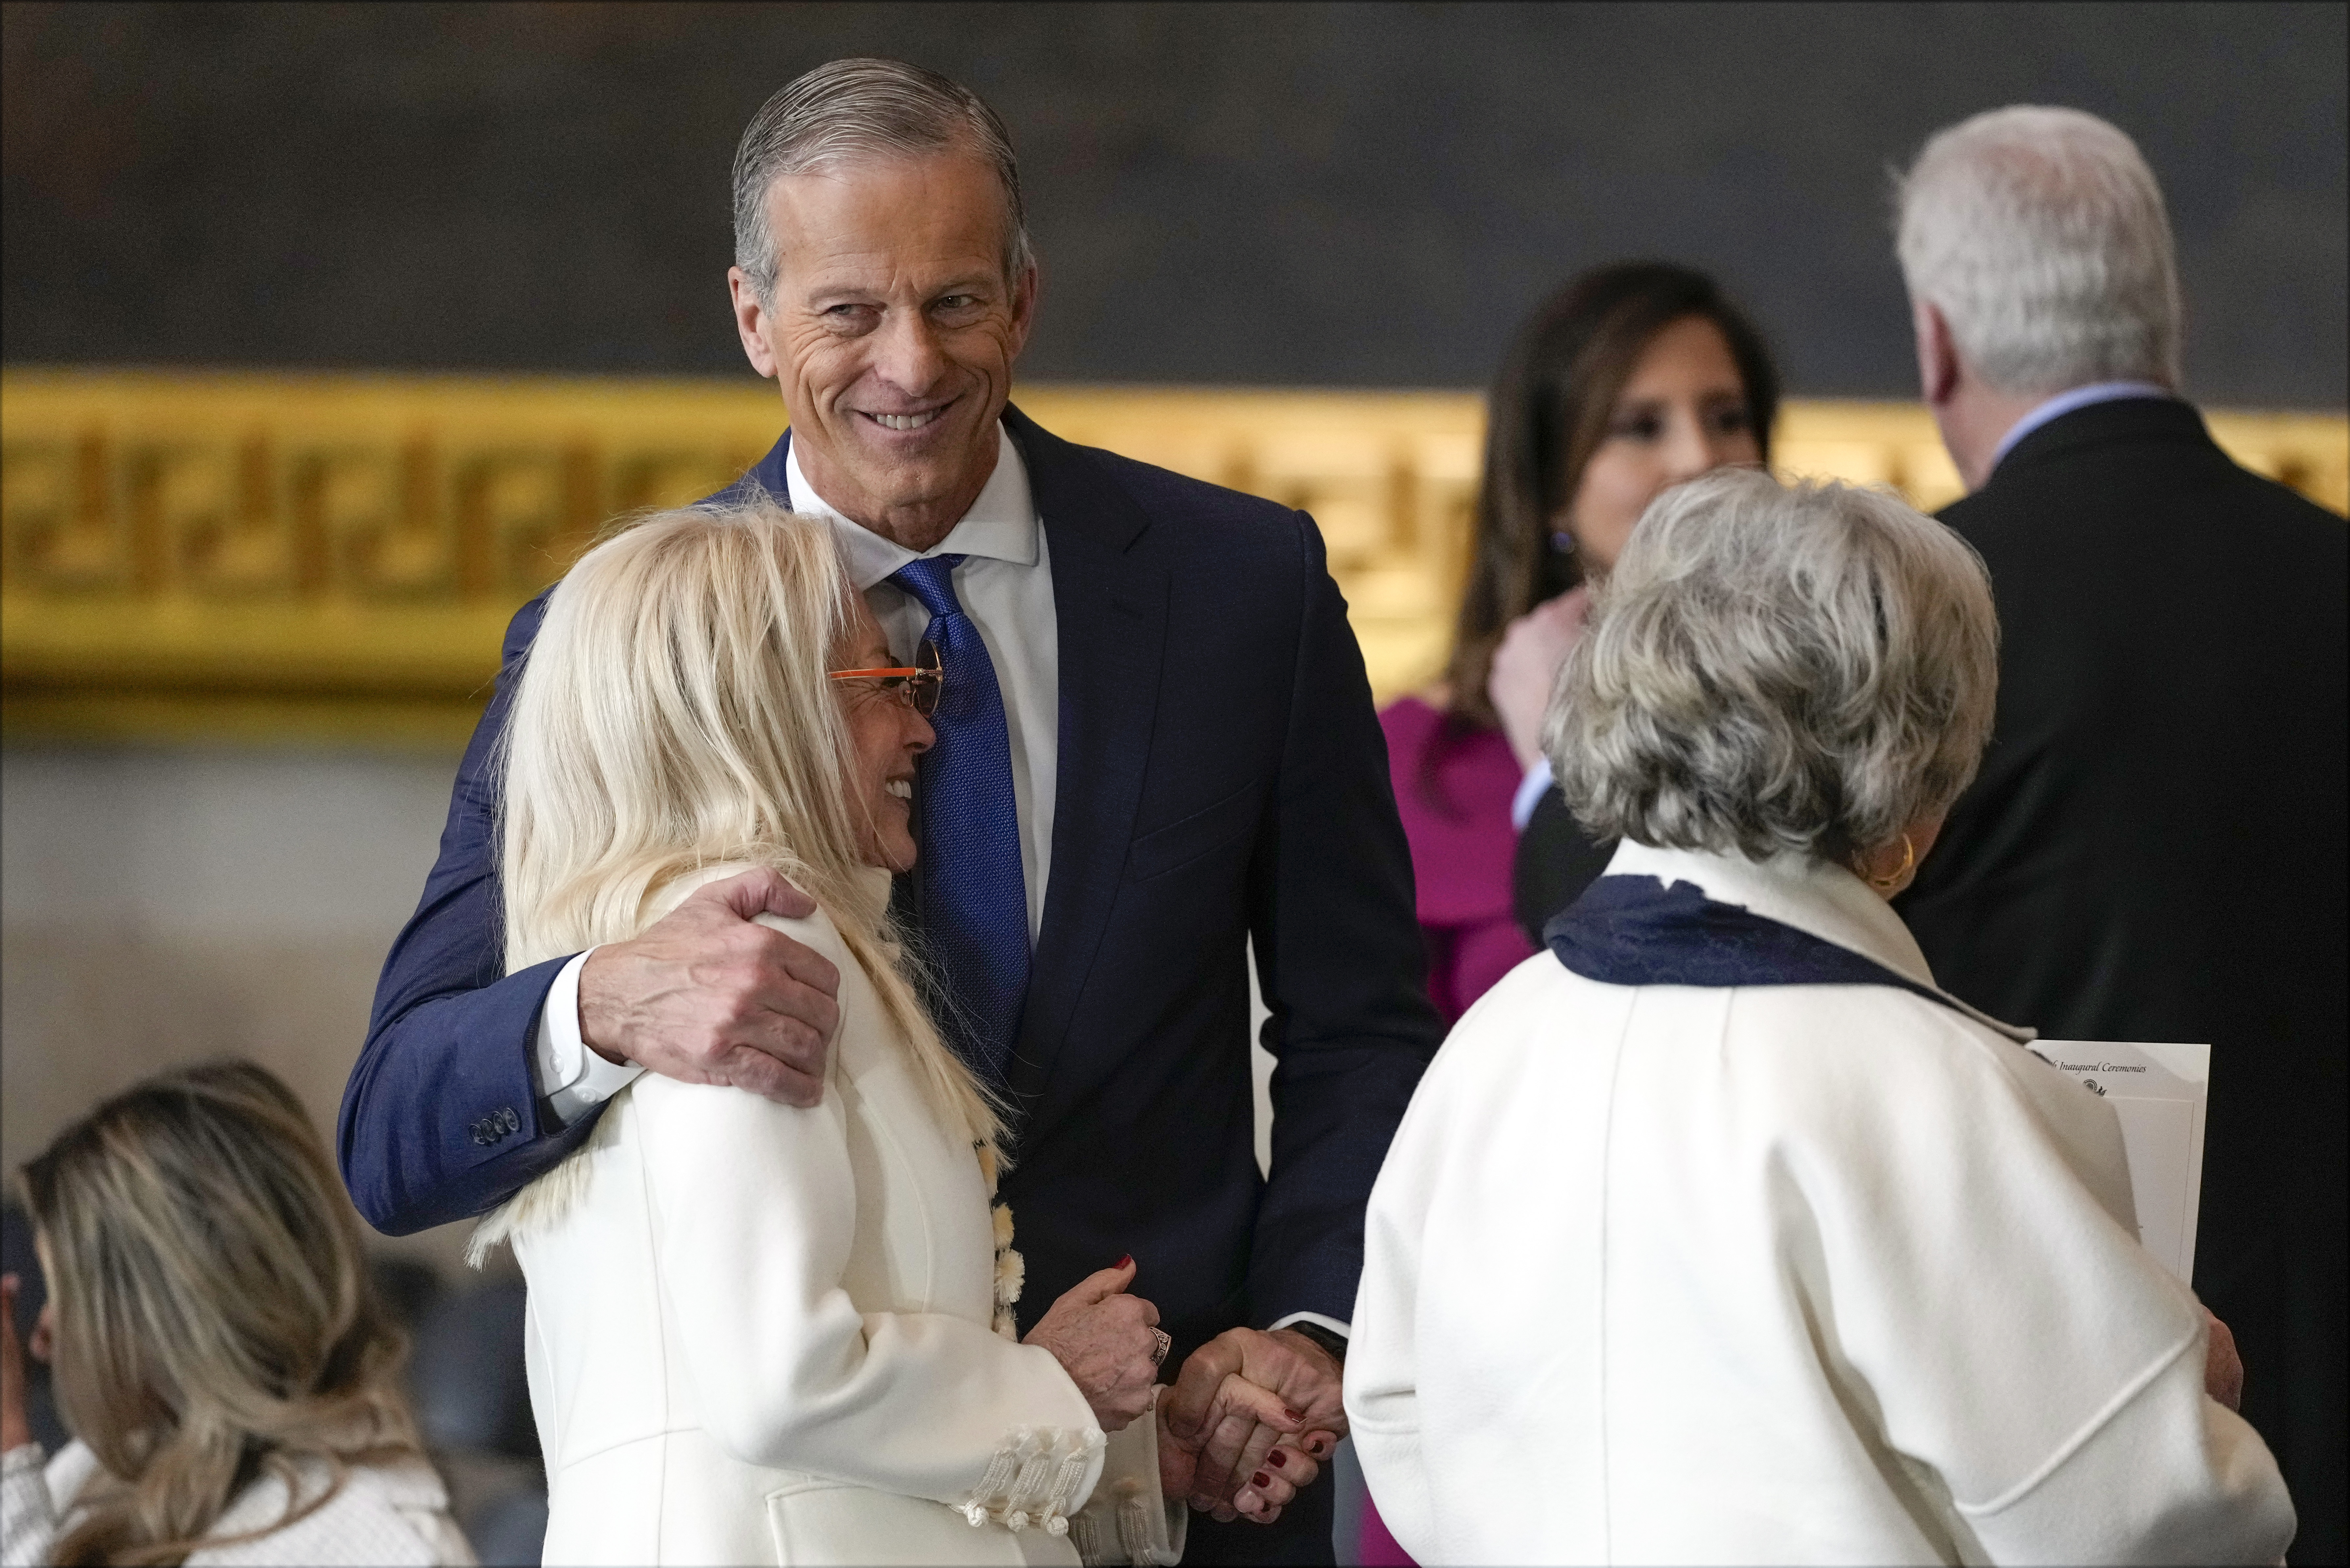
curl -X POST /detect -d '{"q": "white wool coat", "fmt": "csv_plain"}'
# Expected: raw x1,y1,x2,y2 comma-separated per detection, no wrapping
506,869,1173,1567
1346,840,2295,1565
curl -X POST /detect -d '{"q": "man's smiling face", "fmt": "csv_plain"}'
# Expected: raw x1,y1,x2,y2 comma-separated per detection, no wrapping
730,150,1035,551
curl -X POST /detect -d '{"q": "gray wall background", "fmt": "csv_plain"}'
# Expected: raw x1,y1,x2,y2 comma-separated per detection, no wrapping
3,0,2344,405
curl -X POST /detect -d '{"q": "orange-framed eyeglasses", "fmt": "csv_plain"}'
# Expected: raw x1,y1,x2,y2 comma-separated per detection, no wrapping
828,638,944,717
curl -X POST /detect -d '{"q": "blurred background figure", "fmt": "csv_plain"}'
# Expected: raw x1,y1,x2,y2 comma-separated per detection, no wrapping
1488,266,1781,949
1,1061,472,1566
1890,104,2348,1560
1368,262,1777,1564
1385,260,1779,1010
6,1148,542,1565
1351,470,2296,1566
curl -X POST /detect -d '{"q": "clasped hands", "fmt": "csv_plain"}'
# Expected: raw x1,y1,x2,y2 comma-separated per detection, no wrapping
1158,1326,1345,1524
579,874,1352,1522
1020,1265,1345,1526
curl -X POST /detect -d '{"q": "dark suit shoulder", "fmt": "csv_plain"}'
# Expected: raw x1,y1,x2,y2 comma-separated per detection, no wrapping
1944,441,2341,539
1007,404,1309,575
1082,441,1299,529
1941,402,2346,576
501,585,556,661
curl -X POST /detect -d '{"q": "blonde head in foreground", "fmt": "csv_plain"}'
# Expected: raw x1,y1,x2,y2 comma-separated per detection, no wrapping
497,501,1001,1161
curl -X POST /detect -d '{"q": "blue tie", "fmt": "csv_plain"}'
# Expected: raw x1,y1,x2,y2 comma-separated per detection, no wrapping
887,555,1029,1085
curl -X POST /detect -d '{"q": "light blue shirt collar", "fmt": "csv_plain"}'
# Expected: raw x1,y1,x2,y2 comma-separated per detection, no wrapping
1989,381,2175,473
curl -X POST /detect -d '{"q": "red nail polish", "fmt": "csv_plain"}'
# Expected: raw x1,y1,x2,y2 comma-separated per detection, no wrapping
1284,1407,1306,1425
1252,1472,1270,1490
1267,1449,1286,1467
1115,1254,1133,1270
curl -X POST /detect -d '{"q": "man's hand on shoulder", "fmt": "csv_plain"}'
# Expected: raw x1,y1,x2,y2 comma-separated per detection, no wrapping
578,867,841,1106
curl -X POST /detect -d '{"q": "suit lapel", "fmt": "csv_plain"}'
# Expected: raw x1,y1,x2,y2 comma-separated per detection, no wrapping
1000,405,1169,1122
759,429,792,498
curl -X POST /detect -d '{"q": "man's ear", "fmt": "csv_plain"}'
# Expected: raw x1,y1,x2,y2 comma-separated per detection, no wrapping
729,266,781,380
1912,295,1960,408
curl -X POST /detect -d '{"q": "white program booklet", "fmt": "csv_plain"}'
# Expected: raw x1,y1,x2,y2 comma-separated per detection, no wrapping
2029,1040,2211,1284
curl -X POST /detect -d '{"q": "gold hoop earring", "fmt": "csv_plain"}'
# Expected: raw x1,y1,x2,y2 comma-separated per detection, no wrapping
1866,833,1916,893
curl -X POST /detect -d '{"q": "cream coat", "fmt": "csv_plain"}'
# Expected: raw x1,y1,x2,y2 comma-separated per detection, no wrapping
1347,841,2296,1565
503,871,1151,1567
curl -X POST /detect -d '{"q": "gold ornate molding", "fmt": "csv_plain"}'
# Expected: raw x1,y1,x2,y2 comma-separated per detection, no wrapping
4,369,2342,747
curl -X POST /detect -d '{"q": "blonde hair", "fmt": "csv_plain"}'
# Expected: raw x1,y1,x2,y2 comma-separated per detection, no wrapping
488,503,1000,1234
17,1061,423,1567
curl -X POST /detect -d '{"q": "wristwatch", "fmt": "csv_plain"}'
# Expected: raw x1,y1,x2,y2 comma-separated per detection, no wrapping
1284,1320,1348,1365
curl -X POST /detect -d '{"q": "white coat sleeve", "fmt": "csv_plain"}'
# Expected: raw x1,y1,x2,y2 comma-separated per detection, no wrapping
1790,1022,2296,1565
629,914,1105,1533
1,1444,57,1568
1342,1083,1439,1559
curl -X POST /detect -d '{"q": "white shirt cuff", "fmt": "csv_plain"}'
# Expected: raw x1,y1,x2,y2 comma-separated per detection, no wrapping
1510,756,1556,832
534,948,644,1127
1268,1311,1351,1341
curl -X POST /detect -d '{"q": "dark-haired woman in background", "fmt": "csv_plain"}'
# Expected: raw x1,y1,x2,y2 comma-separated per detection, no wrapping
1379,261,1780,1027
1362,262,1777,1567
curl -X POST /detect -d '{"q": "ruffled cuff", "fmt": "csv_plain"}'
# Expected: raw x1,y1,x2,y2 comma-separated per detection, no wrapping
1066,1390,1187,1568
957,1423,1105,1539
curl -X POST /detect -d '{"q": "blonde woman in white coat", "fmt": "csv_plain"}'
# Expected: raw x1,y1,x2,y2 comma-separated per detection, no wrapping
1346,470,2296,1565
475,503,1179,1567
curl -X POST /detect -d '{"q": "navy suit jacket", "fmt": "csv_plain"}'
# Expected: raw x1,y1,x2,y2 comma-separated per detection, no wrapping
339,404,1444,1357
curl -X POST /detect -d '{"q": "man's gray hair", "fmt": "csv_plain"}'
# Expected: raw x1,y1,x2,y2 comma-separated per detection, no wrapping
1546,469,1998,865
732,57,1034,304
1896,105,2181,396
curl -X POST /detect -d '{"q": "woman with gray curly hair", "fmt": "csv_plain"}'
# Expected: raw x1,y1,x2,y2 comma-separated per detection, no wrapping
1344,469,2295,1565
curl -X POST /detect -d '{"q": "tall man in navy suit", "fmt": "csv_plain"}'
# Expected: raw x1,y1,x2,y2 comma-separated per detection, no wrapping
339,58,1442,1562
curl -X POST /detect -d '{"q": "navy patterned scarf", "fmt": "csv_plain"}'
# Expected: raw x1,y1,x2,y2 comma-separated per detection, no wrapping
1544,873,1967,1018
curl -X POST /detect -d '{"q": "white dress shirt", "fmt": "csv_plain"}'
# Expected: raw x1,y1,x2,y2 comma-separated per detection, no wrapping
788,423,1061,939
531,423,1058,1123
1508,755,1554,831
